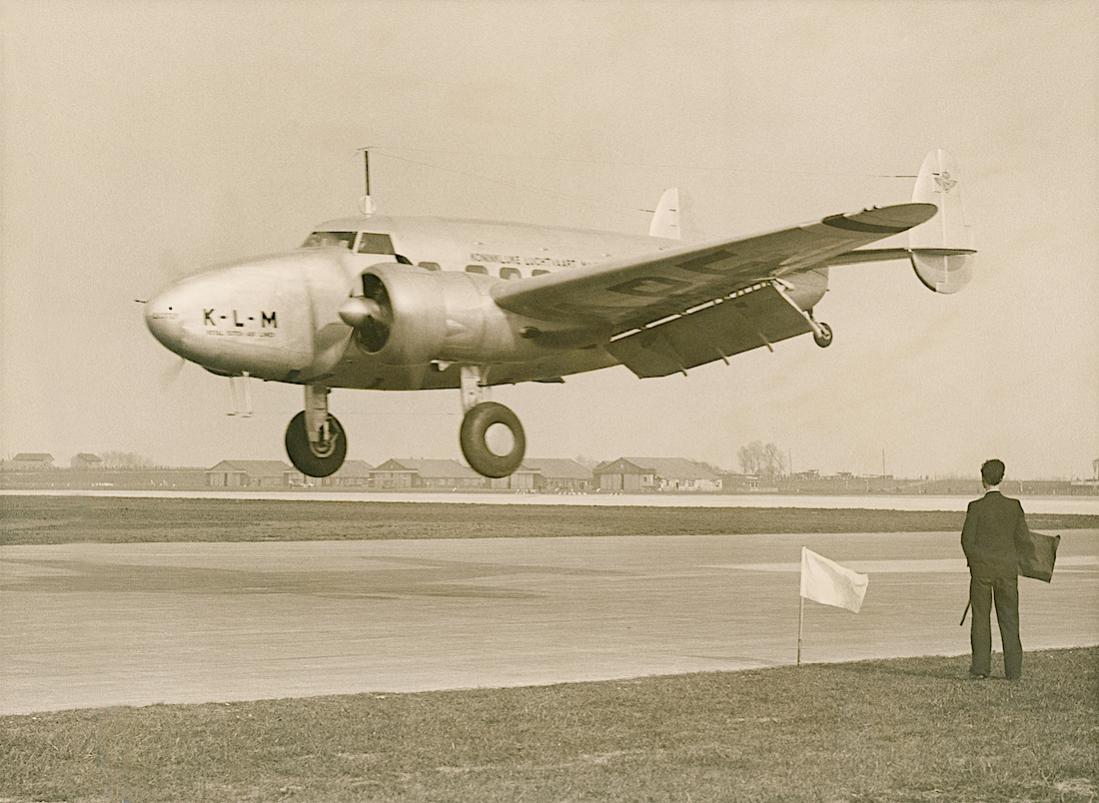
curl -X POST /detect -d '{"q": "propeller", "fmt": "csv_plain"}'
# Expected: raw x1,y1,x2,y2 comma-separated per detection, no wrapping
159,356,187,387
338,273,392,353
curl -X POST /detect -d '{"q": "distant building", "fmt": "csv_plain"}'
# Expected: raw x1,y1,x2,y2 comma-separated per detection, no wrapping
71,453,103,470
489,464,540,491
523,458,594,492
369,459,486,489
1094,458,1099,481
8,453,55,471
593,458,653,492
721,472,761,492
205,459,299,488
320,459,374,487
594,457,721,492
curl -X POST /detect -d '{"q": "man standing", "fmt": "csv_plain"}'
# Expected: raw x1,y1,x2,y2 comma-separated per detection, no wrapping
961,459,1030,680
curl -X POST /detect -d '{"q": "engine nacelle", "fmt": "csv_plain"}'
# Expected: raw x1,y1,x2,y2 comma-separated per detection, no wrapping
344,263,565,366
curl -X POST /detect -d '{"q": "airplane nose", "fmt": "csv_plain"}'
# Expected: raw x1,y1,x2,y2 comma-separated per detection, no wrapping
144,285,184,353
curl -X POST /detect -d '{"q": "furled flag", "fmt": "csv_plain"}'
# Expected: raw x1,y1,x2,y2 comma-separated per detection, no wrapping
799,547,869,613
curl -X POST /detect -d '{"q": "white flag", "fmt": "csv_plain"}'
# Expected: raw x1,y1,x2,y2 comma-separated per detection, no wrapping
800,547,869,613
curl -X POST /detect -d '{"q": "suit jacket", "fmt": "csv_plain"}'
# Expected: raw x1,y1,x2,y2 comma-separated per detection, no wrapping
961,490,1030,577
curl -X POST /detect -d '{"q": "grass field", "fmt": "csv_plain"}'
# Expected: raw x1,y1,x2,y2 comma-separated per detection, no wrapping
1,648,1095,802
2,495,1097,545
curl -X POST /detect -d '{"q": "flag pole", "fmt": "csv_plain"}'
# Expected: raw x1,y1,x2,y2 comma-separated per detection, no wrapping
796,594,804,666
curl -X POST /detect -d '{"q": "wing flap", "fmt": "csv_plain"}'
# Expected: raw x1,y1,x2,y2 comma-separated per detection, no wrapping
605,282,813,378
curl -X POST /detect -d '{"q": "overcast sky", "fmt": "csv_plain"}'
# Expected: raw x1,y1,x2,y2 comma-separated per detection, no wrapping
2,0,1096,479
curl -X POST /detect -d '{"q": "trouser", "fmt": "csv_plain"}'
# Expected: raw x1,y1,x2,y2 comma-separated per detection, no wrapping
969,574,1022,678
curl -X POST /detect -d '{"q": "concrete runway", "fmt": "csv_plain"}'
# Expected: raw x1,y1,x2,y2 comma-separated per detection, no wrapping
2,530,1097,715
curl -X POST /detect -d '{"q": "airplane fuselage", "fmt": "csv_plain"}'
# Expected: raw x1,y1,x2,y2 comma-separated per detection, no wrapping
145,214,829,392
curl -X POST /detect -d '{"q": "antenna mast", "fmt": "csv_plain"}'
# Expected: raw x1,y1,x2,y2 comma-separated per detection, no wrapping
358,146,375,216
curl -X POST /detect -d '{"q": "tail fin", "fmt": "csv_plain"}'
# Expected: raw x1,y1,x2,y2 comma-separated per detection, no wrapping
908,149,974,293
649,188,682,240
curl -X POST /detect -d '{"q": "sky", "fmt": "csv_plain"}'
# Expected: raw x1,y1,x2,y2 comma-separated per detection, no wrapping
1,0,1096,479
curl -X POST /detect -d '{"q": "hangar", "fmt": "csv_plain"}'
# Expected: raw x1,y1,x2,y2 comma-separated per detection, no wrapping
594,457,721,492
205,460,301,488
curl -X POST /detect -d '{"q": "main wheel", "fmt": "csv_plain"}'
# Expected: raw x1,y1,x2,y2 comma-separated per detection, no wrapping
460,401,526,479
284,410,347,477
813,322,833,348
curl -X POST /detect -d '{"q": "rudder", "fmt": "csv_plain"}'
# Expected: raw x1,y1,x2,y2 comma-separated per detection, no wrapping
908,149,974,294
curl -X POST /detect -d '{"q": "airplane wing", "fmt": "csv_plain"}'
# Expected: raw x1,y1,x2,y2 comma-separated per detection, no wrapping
492,202,937,331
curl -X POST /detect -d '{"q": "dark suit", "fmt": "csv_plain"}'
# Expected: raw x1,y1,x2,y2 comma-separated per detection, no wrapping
961,489,1030,679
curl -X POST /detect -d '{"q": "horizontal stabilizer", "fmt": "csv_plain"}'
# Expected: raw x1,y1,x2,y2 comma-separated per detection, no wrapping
908,149,974,293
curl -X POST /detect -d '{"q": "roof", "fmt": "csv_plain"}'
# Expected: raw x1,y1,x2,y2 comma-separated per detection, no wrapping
12,453,54,462
603,457,721,481
207,459,294,475
594,458,649,475
331,459,373,478
371,459,481,480
74,453,102,461
522,458,594,480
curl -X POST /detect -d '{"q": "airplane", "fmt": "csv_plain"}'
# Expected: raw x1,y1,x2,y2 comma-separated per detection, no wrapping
144,149,974,479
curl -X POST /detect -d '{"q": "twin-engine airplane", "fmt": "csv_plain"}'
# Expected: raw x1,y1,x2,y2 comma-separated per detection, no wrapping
145,149,974,479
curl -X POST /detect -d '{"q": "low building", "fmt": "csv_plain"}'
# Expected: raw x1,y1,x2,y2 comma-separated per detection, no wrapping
369,458,486,490
320,459,374,487
594,458,654,492
205,459,299,488
7,453,55,471
523,458,594,493
489,464,540,491
71,453,103,470
595,457,721,492
721,472,761,492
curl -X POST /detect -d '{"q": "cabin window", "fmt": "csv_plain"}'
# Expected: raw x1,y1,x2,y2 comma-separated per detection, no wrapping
302,231,356,249
499,266,521,280
465,264,488,275
357,233,396,255
417,261,441,272
532,269,551,276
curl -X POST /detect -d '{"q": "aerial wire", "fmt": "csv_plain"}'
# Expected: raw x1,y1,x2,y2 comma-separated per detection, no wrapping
368,145,917,179
357,146,917,222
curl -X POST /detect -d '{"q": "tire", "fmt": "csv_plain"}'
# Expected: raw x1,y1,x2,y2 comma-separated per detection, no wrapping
460,402,526,479
284,410,347,477
813,322,833,348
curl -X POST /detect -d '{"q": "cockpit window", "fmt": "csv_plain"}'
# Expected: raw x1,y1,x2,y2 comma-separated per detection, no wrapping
357,233,396,255
302,231,356,249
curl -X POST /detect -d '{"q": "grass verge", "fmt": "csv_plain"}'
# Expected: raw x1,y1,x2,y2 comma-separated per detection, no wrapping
1,648,1096,801
2,495,1097,545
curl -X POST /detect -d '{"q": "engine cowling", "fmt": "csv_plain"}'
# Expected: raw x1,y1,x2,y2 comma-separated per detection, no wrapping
339,263,554,366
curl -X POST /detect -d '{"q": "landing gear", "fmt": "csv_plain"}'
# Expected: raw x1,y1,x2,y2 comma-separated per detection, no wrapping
457,365,526,478
285,385,347,477
461,402,526,479
771,281,833,350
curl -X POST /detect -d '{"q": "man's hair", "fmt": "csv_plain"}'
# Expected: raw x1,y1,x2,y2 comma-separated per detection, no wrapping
981,459,1005,486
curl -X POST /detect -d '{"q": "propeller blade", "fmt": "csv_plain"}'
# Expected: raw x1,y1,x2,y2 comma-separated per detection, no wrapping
159,357,186,387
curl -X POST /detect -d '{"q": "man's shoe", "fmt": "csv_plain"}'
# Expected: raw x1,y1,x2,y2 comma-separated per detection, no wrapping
968,671,989,680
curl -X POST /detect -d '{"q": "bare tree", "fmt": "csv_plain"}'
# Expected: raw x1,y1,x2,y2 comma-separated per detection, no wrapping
737,441,786,480
737,441,765,475
99,451,154,469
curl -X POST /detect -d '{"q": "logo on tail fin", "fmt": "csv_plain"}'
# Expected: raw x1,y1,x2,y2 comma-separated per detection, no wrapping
932,171,957,193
